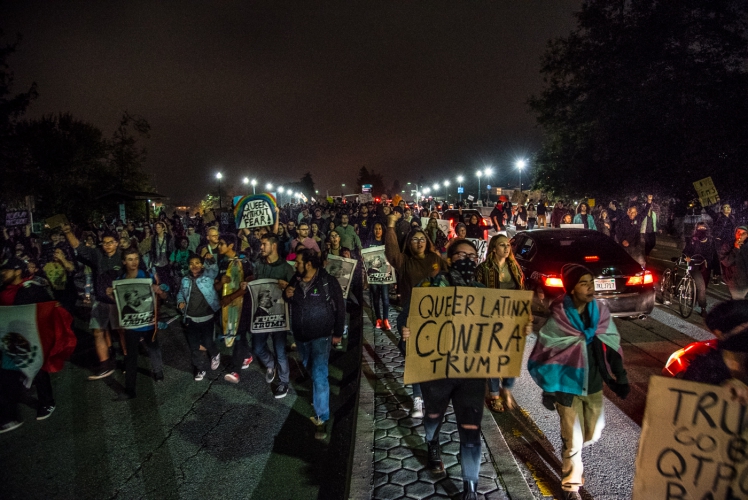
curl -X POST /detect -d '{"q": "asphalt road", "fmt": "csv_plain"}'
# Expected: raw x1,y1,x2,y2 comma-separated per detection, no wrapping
487,238,732,500
0,301,363,500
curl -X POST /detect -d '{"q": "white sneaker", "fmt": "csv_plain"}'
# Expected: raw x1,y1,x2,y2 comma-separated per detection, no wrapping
241,356,253,370
194,371,206,381
663,300,671,305
210,353,221,371
411,397,424,419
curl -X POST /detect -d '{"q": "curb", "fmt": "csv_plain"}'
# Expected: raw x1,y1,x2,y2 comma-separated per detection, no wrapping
480,411,536,500
348,318,376,499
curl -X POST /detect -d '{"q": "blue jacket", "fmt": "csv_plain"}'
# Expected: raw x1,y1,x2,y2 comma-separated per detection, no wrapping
573,213,597,230
176,261,220,317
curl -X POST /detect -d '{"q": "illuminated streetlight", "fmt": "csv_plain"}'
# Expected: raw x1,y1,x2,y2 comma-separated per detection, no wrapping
443,180,450,201
516,159,527,191
216,172,223,208
250,178,257,195
457,175,464,202
476,170,483,202
243,177,249,185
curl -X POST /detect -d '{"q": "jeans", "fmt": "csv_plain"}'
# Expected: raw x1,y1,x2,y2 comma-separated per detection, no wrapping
253,331,290,384
0,369,23,423
396,305,422,399
184,318,219,372
691,264,710,309
643,232,656,257
421,378,485,482
556,391,605,492
369,284,390,321
527,218,536,230
487,377,515,397
124,328,163,395
296,336,332,422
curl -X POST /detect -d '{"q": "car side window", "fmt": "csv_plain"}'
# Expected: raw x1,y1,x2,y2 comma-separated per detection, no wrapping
511,236,524,257
516,237,536,260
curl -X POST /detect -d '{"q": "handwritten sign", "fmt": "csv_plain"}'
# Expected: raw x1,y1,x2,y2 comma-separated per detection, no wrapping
466,238,487,261
693,177,720,208
45,214,70,229
234,193,277,229
404,287,533,385
633,376,748,500
5,210,29,227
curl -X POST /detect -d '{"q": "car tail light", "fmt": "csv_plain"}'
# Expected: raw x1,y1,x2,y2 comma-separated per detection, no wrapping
543,276,564,288
584,256,599,262
626,270,654,286
662,340,718,377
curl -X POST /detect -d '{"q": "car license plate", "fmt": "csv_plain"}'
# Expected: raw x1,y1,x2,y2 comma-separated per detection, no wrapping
594,278,616,291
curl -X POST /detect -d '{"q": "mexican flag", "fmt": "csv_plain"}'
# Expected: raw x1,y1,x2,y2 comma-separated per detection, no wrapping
0,302,77,386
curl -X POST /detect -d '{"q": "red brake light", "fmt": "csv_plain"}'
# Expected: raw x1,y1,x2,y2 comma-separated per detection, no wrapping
643,271,653,284
626,276,642,286
584,256,599,262
543,276,564,288
626,271,654,286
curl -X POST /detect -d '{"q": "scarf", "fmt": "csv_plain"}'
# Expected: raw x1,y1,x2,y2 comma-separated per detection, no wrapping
562,295,599,345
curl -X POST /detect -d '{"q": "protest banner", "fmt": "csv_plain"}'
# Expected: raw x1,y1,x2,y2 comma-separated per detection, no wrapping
403,287,533,385
113,278,156,329
421,217,452,236
466,238,487,261
467,195,474,201
0,302,76,386
5,210,29,227
45,214,70,229
693,177,720,208
325,255,357,299
633,376,748,500
233,193,278,229
361,246,395,285
359,193,373,204
248,279,290,333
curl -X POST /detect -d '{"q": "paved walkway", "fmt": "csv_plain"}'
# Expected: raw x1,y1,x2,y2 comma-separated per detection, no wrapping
352,308,534,500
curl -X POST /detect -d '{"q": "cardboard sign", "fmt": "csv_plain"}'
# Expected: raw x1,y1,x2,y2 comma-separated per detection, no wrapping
633,376,748,500
467,195,475,201
5,210,29,227
325,255,358,299
248,279,290,333
587,198,596,208
466,238,488,261
113,278,156,329
361,246,395,285
45,214,70,229
233,193,278,229
693,177,720,208
359,193,373,204
403,287,533,385
421,217,451,237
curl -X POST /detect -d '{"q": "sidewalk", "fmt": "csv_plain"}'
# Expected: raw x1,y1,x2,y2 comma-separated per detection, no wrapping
351,309,534,500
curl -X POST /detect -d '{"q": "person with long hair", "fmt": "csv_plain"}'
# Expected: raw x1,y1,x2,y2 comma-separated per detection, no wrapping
425,218,448,254
465,214,483,239
475,234,528,412
597,209,611,237
150,220,174,292
365,222,390,330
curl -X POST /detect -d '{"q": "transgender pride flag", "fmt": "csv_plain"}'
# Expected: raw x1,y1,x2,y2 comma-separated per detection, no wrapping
0,302,76,387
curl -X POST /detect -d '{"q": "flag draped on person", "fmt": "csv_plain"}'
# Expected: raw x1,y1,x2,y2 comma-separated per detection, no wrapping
0,302,76,385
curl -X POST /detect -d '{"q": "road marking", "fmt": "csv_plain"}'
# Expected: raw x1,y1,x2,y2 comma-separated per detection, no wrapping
525,461,555,497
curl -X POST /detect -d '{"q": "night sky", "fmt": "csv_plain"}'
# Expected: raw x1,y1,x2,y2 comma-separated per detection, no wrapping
4,1,580,204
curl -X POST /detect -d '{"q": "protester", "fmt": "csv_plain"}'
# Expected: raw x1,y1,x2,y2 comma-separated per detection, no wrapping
719,226,748,300
550,201,566,228
682,222,716,316
573,203,597,230
528,264,630,500
177,254,221,381
639,194,659,257
284,249,345,439
615,205,644,266
365,222,390,331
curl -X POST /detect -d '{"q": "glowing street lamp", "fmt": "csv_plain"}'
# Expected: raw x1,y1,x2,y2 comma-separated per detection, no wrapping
456,175,464,202
250,178,257,195
476,170,483,202
216,172,223,208
443,180,450,201
516,159,527,191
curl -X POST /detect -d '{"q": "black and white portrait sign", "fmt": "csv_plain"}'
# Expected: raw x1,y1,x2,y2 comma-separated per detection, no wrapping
361,247,395,285
113,278,156,329
325,255,357,299
248,279,290,333
466,238,488,262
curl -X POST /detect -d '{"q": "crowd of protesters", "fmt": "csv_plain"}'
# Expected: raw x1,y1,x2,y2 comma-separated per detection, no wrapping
3,191,748,500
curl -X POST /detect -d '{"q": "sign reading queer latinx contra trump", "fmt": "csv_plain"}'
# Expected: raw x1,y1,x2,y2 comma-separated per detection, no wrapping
633,376,748,500
403,287,533,385
234,193,277,229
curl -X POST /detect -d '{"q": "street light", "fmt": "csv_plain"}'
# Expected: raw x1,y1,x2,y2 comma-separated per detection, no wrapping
516,159,527,191
476,170,482,202
457,175,464,202
216,172,223,208
250,178,257,195
483,167,493,203
443,180,450,201
278,187,284,205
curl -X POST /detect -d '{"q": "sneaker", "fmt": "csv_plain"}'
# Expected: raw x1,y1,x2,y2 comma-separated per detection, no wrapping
663,300,671,305
274,384,289,399
224,372,240,384
310,416,327,440
88,362,114,380
290,342,297,351
375,319,382,329
427,439,445,473
36,405,56,421
334,342,343,351
241,356,253,370
210,353,221,371
411,397,424,419
194,371,206,381
265,366,276,384
383,319,391,331
0,420,23,434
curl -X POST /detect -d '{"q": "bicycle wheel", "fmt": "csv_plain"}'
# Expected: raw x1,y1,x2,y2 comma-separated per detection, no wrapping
659,269,673,305
679,276,695,318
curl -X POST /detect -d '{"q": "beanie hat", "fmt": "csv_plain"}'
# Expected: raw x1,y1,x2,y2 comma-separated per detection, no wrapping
393,206,404,215
561,263,594,293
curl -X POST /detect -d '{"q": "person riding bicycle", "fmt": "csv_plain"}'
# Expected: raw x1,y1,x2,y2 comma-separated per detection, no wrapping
682,222,716,317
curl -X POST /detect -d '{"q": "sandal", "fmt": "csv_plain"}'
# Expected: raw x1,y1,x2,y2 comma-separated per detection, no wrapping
487,397,505,413
500,389,517,411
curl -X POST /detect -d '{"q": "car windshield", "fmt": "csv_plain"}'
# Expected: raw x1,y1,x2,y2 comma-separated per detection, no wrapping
536,233,627,262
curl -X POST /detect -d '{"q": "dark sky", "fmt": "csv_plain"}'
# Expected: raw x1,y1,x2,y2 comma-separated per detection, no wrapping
4,1,580,204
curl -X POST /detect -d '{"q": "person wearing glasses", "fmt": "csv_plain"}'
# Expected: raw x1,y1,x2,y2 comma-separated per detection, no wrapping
62,223,122,380
400,239,488,500
385,212,446,420
475,234,530,413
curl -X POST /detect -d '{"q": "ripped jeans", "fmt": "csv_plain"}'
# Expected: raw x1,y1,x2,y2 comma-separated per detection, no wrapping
420,378,485,482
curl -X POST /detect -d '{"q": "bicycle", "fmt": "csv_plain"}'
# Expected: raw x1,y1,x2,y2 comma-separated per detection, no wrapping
658,254,705,319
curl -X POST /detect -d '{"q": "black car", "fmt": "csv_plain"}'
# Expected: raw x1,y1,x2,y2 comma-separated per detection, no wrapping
511,229,655,317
